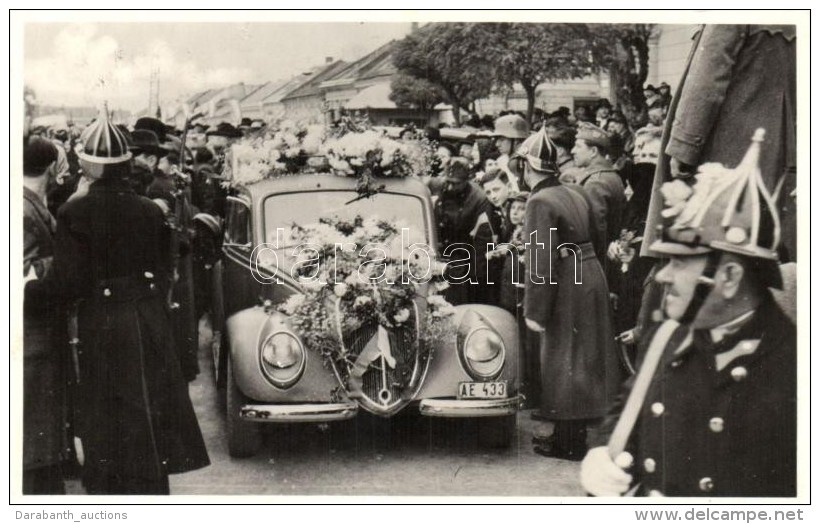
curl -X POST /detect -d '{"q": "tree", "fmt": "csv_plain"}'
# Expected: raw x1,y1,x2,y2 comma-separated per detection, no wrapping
393,23,496,125
587,24,656,127
389,73,446,112
489,23,597,123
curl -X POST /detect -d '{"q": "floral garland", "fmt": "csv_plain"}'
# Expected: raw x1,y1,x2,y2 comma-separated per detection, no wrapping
222,118,435,196
278,214,455,384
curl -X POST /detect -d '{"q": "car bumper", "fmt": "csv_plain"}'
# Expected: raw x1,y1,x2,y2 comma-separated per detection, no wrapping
418,395,523,418
240,402,358,423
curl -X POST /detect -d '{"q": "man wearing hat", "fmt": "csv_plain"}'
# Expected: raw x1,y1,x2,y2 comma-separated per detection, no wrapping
22,137,67,494
434,157,493,306
25,108,210,494
130,129,167,197
514,127,621,460
580,130,796,496
492,114,529,190
572,122,626,263
595,99,613,130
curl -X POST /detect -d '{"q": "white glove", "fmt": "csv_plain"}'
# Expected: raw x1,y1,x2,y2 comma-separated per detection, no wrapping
24,265,38,283
580,446,633,497
607,241,621,261
525,318,545,333
74,436,85,466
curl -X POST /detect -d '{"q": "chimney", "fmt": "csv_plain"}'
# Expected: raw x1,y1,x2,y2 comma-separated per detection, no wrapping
325,56,333,64
411,22,419,33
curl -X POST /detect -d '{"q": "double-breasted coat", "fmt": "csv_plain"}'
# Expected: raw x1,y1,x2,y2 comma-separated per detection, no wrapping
594,296,796,496
23,187,67,471
523,178,622,420
574,156,625,263
25,177,209,485
642,25,797,261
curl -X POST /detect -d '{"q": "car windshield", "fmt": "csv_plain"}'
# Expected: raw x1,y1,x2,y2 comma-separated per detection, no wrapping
260,190,429,275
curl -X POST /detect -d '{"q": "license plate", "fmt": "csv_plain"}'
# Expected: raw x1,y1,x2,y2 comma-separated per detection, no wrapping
458,381,506,399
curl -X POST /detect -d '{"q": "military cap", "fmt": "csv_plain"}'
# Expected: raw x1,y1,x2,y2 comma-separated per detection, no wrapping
576,121,612,150
443,157,472,181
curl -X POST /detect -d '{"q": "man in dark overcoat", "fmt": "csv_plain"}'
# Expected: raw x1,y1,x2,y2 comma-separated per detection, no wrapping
25,110,209,495
22,137,67,494
581,132,797,497
518,127,621,460
642,25,796,262
571,122,626,265
434,158,494,305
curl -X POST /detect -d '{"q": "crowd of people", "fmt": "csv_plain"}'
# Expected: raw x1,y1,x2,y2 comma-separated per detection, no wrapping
22,24,797,499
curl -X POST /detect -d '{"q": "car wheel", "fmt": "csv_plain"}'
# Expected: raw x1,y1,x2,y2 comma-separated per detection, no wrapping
477,414,516,449
226,355,262,458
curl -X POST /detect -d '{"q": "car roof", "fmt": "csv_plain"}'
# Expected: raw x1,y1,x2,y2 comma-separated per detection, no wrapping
238,173,432,203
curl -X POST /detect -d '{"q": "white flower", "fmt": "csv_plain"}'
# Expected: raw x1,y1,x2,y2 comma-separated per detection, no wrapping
281,294,306,315
659,180,694,219
354,295,373,308
393,308,411,324
334,283,349,297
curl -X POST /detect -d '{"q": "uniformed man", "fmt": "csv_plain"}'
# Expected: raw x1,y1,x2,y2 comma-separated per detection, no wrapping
25,108,210,494
580,130,796,497
491,114,529,191
514,127,621,460
571,122,626,262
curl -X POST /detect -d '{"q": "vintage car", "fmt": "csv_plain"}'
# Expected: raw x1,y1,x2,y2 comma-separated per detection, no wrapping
209,173,521,457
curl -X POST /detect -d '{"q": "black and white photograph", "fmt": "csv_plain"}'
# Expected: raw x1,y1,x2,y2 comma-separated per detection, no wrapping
10,9,809,505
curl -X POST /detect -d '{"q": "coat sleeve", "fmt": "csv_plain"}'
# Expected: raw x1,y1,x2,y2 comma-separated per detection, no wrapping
581,177,611,249
523,198,559,327
25,208,91,307
665,25,747,166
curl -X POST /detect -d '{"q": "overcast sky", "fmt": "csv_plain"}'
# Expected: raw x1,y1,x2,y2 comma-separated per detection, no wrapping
24,22,413,112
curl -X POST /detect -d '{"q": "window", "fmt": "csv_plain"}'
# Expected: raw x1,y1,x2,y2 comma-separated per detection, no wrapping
224,196,251,248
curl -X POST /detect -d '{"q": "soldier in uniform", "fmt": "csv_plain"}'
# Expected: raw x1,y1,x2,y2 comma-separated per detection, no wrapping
25,109,210,494
580,130,796,497
515,127,621,460
491,114,529,191
571,122,626,263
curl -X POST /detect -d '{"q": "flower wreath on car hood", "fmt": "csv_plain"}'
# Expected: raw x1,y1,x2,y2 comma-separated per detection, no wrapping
277,214,456,392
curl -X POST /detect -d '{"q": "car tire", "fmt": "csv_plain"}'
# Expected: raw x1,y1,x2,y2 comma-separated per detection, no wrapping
226,355,262,458
477,414,516,449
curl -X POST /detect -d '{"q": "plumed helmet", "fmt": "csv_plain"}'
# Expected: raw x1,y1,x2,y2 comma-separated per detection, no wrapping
492,114,530,140
651,129,782,262
78,105,133,165
512,126,559,174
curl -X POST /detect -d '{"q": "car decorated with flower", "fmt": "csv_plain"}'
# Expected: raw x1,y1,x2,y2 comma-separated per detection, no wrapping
209,120,521,457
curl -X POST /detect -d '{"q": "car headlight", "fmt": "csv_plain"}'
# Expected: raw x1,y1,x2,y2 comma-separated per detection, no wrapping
461,327,505,379
259,331,306,388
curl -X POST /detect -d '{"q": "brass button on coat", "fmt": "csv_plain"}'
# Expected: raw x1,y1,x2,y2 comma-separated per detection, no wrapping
644,458,656,473
709,417,725,433
648,489,664,497
731,366,748,382
651,402,665,416
699,477,714,492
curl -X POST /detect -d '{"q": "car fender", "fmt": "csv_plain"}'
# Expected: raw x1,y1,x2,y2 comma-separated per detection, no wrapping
416,304,519,398
226,306,340,403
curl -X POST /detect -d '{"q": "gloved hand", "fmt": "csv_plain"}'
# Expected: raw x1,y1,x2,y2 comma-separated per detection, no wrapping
580,446,633,496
